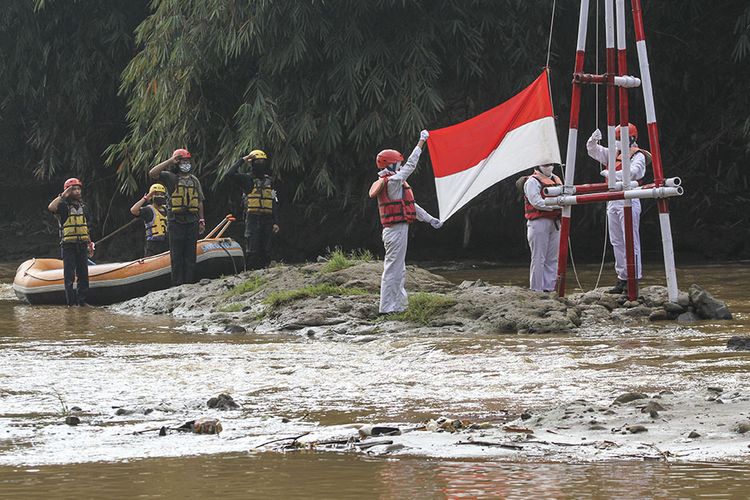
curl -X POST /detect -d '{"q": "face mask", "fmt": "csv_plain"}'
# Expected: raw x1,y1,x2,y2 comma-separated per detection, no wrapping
539,165,554,177
386,161,402,173
614,140,622,152
253,159,269,177
179,162,192,173
153,196,166,205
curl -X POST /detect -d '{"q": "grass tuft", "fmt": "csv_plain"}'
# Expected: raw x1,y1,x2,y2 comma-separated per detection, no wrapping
218,303,244,313
320,247,374,273
386,293,456,325
224,276,265,298
264,284,369,308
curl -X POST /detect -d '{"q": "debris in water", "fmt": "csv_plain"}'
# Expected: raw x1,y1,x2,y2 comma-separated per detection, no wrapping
207,393,240,410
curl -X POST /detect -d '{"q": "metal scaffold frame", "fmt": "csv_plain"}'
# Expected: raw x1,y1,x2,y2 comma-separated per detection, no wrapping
554,0,681,302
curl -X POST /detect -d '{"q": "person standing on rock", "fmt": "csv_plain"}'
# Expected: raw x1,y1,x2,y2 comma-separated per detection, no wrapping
224,149,279,269
149,148,205,286
48,178,95,306
369,130,443,314
523,163,562,292
586,123,651,294
130,183,169,257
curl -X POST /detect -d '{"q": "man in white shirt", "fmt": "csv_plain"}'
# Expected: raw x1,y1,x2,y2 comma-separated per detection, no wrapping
369,130,443,314
522,164,562,292
586,123,650,294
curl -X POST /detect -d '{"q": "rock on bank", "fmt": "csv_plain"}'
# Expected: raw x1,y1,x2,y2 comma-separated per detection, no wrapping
111,262,731,335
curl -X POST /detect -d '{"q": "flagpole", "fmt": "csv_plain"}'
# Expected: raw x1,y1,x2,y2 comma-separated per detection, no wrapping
631,0,679,302
604,0,618,189
556,0,590,297
615,0,639,301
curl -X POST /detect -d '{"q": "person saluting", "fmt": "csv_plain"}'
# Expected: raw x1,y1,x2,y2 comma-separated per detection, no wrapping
48,178,95,306
149,148,205,285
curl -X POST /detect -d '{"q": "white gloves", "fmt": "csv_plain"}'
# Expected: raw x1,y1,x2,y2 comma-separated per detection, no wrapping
430,218,443,229
589,128,602,143
420,130,430,141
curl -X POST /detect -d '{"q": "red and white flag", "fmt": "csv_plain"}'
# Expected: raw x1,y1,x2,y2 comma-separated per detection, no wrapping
427,72,561,222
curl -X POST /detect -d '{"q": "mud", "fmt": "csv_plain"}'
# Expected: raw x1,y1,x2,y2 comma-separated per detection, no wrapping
112,261,732,336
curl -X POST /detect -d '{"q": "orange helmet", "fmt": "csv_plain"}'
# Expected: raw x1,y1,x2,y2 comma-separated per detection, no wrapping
376,149,404,169
64,178,82,190
615,123,638,141
172,148,191,159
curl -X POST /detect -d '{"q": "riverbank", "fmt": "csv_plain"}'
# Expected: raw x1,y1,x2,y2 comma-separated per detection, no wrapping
112,260,732,336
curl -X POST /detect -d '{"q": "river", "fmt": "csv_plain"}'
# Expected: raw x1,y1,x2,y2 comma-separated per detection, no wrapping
1,261,749,499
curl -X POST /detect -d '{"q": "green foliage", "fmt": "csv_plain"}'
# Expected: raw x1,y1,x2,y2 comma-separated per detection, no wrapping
224,275,265,297
264,284,368,309
3,1,750,259
320,248,374,273
106,0,553,203
218,303,244,313
0,0,144,183
386,293,456,325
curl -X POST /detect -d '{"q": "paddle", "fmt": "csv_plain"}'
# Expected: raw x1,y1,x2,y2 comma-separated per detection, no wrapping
94,218,139,248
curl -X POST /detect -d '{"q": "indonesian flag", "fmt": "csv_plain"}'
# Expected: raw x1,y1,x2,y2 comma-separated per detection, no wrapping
427,72,561,222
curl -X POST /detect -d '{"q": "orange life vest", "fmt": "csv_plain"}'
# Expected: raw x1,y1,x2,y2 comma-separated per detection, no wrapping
615,147,652,172
377,174,416,227
524,172,562,221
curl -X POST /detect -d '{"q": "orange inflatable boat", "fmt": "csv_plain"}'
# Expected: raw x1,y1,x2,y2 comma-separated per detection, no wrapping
13,237,245,306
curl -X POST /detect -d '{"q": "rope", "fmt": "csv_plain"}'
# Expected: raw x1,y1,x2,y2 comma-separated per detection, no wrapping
568,237,584,292
545,0,557,68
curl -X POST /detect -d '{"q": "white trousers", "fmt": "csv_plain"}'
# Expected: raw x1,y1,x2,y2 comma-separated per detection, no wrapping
380,223,409,313
607,199,642,280
527,217,560,292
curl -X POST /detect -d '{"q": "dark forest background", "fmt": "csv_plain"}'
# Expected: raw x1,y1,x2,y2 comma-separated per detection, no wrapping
1,0,748,265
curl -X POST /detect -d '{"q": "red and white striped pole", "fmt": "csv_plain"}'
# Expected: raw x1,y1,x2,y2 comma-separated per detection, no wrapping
631,0,679,301
556,0,590,297
616,0,638,301
604,0,618,187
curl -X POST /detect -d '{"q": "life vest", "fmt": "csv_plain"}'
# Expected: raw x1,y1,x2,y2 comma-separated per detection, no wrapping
60,202,90,243
145,205,168,241
615,147,652,172
376,174,416,227
169,175,200,215
524,172,562,221
245,176,275,215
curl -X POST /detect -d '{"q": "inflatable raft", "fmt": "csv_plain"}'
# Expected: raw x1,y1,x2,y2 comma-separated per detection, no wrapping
12,238,244,305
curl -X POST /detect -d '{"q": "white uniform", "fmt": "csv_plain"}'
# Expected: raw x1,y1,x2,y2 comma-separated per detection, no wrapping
379,146,440,313
524,175,561,292
586,137,646,280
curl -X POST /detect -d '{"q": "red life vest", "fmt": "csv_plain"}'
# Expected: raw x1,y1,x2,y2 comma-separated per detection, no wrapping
377,174,416,227
524,172,562,221
615,147,652,172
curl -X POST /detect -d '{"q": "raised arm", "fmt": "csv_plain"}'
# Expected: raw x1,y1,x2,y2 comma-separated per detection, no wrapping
48,186,72,213
586,129,608,165
130,192,151,216
389,130,429,184
149,152,180,180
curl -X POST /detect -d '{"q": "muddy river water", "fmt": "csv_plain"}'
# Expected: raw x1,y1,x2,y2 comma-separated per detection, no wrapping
1,261,749,498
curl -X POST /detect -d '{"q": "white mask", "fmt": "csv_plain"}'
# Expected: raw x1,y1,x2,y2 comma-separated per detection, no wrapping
179,162,192,173
614,140,622,152
539,165,554,177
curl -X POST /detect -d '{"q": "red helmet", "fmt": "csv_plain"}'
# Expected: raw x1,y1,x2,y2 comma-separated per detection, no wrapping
376,149,404,169
615,123,638,141
172,148,191,159
64,178,82,190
